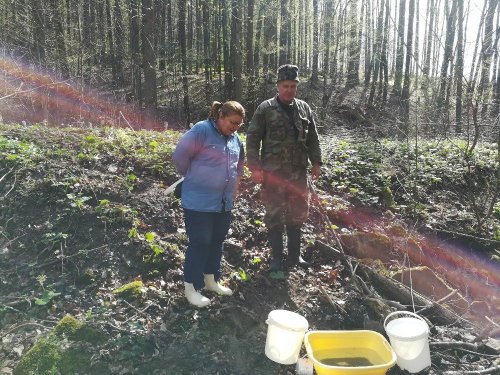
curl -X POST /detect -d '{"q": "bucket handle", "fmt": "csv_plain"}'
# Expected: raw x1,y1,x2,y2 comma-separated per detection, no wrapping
384,311,426,331
265,318,308,333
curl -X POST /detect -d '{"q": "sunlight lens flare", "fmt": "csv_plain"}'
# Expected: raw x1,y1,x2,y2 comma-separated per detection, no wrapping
0,56,161,129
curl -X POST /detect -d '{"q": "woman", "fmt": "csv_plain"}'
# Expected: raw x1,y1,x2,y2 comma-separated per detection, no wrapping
173,101,245,307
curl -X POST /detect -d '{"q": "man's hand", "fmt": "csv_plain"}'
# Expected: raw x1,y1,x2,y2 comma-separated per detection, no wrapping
311,164,321,180
250,170,264,184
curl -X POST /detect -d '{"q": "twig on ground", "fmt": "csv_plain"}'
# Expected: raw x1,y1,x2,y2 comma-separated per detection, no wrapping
104,321,132,333
443,366,500,374
122,301,153,324
0,167,14,184
485,316,499,328
431,341,497,353
319,284,348,316
119,111,134,130
1,322,52,338
416,289,459,315
434,228,500,244
3,171,16,198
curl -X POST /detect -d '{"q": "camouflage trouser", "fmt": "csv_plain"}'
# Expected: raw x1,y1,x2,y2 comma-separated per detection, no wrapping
261,169,309,230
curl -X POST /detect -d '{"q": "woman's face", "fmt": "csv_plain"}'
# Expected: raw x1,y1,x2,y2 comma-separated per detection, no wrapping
217,114,243,136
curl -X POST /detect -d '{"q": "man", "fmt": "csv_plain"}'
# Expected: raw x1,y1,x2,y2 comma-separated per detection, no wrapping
246,64,322,272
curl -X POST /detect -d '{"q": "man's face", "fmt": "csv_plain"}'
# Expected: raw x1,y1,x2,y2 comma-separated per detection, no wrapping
277,80,298,105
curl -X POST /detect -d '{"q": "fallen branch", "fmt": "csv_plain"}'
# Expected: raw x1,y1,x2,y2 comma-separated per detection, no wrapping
319,284,348,316
443,366,500,375
1,322,52,338
365,296,406,311
119,111,135,130
314,239,374,296
434,228,500,244
359,264,471,326
3,171,16,198
0,167,14,184
431,341,499,355
0,77,74,101
416,288,459,315
485,316,499,328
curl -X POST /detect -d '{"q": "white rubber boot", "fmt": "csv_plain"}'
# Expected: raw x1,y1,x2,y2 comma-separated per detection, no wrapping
204,274,233,296
184,282,211,308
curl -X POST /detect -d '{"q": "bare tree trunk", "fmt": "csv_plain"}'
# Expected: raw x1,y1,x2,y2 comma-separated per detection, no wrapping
436,0,457,115
392,0,406,97
158,0,166,71
166,0,173,68
338,4,348,86
346,0,360,89
364,0,372,89
431,0,442,80
195,0,202,74
105,0,117,84
263,1,278,75
179,0,190,125
380,0,390,106
421,0,434,95
112,0,125,86
49,0,69,78
246,0,255,73
455,0,464,133
401,0,415,124
82,0,95,83
299,0,305,68
331,4,343,86
130,0,142,106
468,1,487,96
202,0,211,103
321,0,333,119
310,0,319,84
478,0,499,117
279,0,290,66
368,0,384,106
187,0,193,74
254,0,264,71
494,6,500,117
222,0,232,97
30,0,46,67
231,0,242,102
142,0,157,119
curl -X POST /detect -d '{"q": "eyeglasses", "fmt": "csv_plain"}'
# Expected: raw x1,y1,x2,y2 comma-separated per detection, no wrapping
229,120,243,128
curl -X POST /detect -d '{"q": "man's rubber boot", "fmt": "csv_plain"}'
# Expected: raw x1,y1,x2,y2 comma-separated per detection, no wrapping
204,274,233,295
268,230,284,272
286,225,311,268
184,282,211,307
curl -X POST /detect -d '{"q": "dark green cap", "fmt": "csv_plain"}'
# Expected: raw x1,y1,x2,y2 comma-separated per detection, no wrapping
277,64,299,82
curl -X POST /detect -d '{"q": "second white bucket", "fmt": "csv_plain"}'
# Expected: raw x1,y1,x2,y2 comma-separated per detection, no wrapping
384,311,431,373
265,309,309,365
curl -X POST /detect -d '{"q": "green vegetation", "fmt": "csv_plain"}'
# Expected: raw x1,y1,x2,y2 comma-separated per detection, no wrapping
14,315,105,375
322,138,499,244
112,280,144,300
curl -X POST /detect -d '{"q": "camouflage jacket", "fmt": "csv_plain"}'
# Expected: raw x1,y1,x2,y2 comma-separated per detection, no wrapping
246,96,322,173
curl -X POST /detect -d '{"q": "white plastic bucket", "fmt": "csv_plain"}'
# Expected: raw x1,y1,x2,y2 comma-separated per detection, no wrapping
384,311,431,373
265,309,309,365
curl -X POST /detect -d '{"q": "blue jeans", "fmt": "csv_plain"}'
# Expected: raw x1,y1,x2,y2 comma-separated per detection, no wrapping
183,209,232,290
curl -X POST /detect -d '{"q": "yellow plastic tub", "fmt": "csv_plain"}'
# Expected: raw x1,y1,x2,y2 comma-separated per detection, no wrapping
304,330,397,375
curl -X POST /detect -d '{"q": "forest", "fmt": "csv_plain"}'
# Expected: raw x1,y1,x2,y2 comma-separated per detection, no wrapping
0,0,499,137
0,0,499,374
